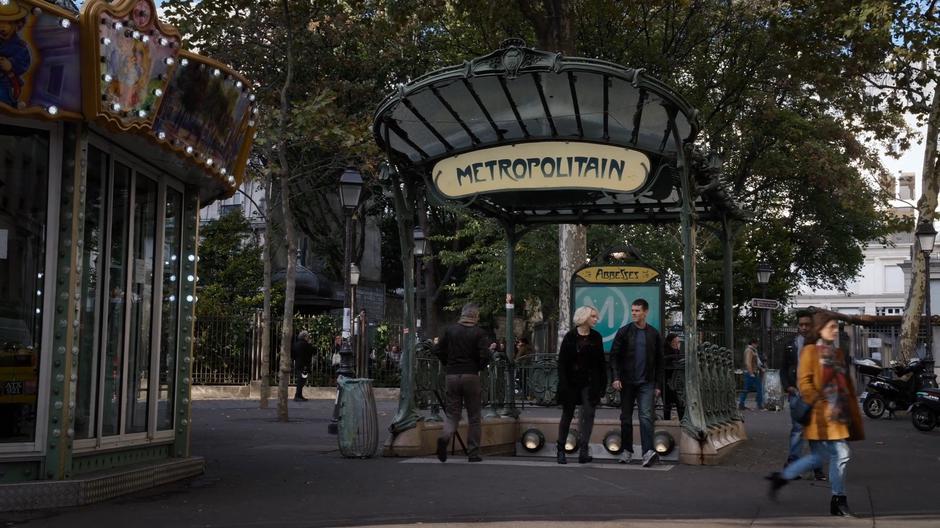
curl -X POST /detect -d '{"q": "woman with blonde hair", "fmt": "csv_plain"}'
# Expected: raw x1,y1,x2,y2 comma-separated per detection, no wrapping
555,305,606,464
767,312,864,516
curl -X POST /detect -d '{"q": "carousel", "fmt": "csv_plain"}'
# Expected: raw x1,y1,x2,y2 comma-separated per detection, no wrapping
0,0,255,509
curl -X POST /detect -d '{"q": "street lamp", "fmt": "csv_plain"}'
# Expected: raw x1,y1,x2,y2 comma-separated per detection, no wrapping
917,221,937,359
413,226,427,338
329,168,362,434
756,261,773,373
350,263,361,375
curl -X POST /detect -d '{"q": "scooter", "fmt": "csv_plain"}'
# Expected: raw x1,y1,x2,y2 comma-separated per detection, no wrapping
911,388,940,432
859,357,937,419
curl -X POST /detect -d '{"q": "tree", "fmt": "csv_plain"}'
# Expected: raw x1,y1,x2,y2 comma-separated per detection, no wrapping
194,210,263,317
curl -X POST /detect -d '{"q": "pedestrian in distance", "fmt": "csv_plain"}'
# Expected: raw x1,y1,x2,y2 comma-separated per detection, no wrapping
766,312,865,517
662,333,685,421
781,310,826,481
556,306,607,464
433,303,496,463
610,298,665,467
291,331,314,401
738,338,764,411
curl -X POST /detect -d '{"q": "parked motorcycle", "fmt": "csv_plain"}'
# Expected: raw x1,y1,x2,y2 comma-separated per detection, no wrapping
911,388,940,432
859,357,937,419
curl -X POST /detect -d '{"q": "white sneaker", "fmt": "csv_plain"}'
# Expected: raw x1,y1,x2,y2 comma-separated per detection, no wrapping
642,450,659,467
618,450,633,464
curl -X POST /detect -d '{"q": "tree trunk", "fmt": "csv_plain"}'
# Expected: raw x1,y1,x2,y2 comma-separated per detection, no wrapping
516,0,583,347
276,0,296,422
899,81,940,360
259,175,273,409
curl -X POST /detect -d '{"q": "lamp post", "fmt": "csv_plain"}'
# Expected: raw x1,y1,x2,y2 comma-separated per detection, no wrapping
350,263,361,375
756,261,773,367
916,221,937,359
329,168,362,434
413,226,428,339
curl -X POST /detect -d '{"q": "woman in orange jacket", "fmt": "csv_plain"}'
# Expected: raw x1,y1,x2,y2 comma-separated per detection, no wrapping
766,312,864,517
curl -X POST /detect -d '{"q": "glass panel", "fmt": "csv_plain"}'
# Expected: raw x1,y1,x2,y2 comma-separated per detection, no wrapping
157,188,182,430
102,163,131,437
75,146,108,439
436,80,498,144
125,174,157,434
0,125,49,443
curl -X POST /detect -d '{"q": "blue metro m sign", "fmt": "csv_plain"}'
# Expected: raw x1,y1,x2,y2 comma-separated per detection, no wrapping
571,264,665,352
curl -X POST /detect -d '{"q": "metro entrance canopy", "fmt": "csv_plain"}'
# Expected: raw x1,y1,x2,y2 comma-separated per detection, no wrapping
373,41,745,447
374,40,743,224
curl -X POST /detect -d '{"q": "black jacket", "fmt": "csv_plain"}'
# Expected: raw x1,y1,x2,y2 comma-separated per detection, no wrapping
610,322,664,389
781,334,805,390
433,322,492,375
291,336,314,368
556,329,607,406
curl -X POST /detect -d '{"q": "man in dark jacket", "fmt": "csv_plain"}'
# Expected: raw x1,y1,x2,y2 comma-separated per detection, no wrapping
433,303,495,463
610,298,664,467
291,331,315,401
780,311,826,480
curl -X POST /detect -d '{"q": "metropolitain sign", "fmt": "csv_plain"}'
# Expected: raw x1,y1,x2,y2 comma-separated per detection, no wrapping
432,142,650,199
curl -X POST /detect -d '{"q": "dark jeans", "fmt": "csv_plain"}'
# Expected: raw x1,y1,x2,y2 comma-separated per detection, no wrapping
293,359,308,398
620,382,656,456
663,384,684,421
440,373,482,457
557,386,596,455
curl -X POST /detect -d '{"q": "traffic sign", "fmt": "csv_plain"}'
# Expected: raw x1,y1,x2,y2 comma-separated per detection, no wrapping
750,298,780,310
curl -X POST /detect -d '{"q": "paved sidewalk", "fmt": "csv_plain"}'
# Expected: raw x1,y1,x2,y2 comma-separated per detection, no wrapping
2,398,938,527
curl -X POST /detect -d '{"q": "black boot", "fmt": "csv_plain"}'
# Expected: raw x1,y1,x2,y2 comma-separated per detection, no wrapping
831,495,855,517
556,443,567,464
765,472,788,501
578,451,593,464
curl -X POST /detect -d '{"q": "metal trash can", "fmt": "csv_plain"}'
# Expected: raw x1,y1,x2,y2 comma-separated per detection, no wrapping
337,376,379,458
763,369,784,411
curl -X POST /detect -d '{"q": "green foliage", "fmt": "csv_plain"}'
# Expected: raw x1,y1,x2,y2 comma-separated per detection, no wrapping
162,0,939,324
195,210,266,317
294,314,339,356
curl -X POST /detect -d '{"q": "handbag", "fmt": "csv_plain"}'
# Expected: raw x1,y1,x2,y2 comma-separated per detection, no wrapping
789,393,813,425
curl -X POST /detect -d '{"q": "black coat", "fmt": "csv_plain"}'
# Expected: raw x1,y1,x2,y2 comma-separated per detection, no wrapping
609,322,664,389
291,337,314,368
433,322,492,375
556,329,607,406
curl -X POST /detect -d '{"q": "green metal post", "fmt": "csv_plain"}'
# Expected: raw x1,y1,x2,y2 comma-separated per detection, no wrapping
44,124,82,479
500,226,520,417
721,215,735,349
174,191,199,458
678,144,705,439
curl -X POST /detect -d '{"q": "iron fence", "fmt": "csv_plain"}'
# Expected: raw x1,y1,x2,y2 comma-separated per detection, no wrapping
192,313,405,388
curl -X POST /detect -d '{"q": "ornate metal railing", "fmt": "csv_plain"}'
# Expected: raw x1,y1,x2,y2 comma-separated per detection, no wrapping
686,342,740,433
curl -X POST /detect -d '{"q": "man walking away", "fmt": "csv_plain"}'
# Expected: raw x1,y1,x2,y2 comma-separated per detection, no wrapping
738,339,764,410
610,299,664,467
433,303,495,463
781,311,826,480
291,331,314,401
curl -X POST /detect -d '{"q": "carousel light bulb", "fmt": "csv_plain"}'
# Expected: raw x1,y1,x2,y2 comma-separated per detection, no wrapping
113,22,123,30
212,69,221,77
248,94,256,102
170,275,176,282
154,88,163,97
227,176,235,184
101,37,111,46
180,58,189,67
185,146,194,154
1,0,11,6
47,106,58,115
142,35,150,43
158,131,166,140
187,254,195,262
169,295,176,302
111,102,121,111
103,73,113,82
138,110,147,118
186,275,194,282
159,37,169,46
165,57,175,66
60,19,71,29
220,168,227,175
236,81,243,89
206,158,214,167
36,308,41,314
185,295,193,303
132,30,141,39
